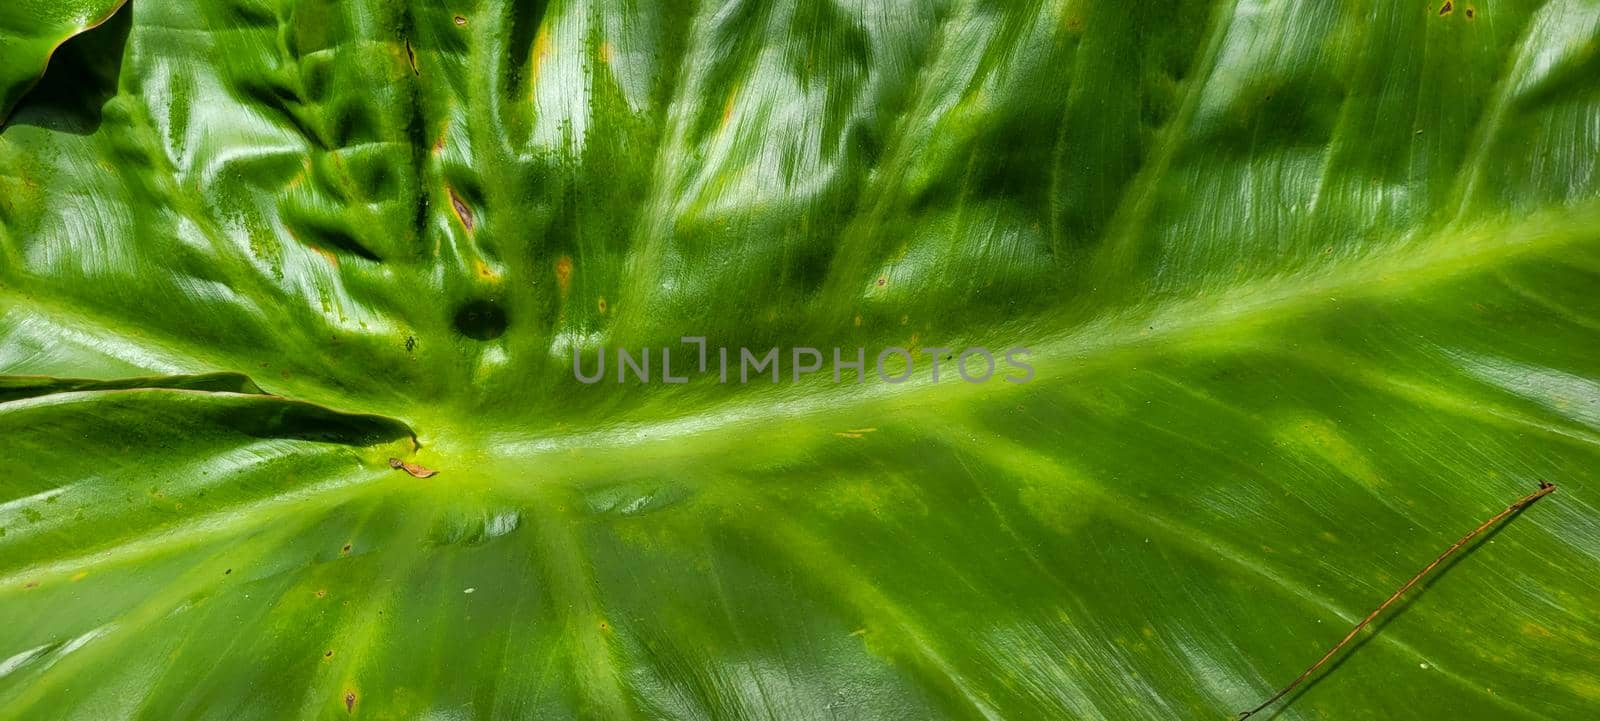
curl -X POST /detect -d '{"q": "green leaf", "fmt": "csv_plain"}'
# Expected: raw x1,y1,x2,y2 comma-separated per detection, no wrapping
0,0,126,121
3,1,1599,719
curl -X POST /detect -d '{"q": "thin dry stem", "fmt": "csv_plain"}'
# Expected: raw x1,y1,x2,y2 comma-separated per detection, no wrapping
1237,482,1557,719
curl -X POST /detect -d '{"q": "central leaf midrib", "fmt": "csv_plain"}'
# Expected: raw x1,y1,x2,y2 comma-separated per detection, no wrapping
482,203,1600,459
2,203,1591,590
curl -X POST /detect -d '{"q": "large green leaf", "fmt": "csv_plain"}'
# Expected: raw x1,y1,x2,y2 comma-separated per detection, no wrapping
0,0,126,121
3,1,1599,719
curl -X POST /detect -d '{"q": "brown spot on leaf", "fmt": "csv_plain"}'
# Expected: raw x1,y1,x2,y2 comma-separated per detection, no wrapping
454,15,467,26
310,245,339,268
324,650,335,658
225,568,233,575
474,259,500,281
448,188,474,232
875,276,887,287
344,691,356,713
432,123,450,156
597,297,608,315
1465,6,1475,19
22,581,37,589
315,589,327,599
341,543,353,555
1439,1,1453,15
554,256,573,297
388,458,439,479
721,90,738,128
404,40,419,75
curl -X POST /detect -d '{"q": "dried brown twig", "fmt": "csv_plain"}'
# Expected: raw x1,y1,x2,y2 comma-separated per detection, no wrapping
1237,482,1557,719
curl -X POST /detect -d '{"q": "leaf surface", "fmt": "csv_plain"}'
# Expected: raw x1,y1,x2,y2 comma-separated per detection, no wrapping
3,1,1600,719
0,0,125,121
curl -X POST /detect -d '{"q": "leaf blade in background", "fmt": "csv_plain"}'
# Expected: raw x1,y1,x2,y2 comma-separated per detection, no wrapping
2,1,1599,719
0,0,126,121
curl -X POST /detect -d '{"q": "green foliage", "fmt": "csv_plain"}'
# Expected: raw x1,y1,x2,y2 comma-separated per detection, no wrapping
3,1,1599,719
0,0,125,118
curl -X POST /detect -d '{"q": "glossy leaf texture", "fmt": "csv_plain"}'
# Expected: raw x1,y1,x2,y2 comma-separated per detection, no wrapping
3,1,1600,719
0,0,126,120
